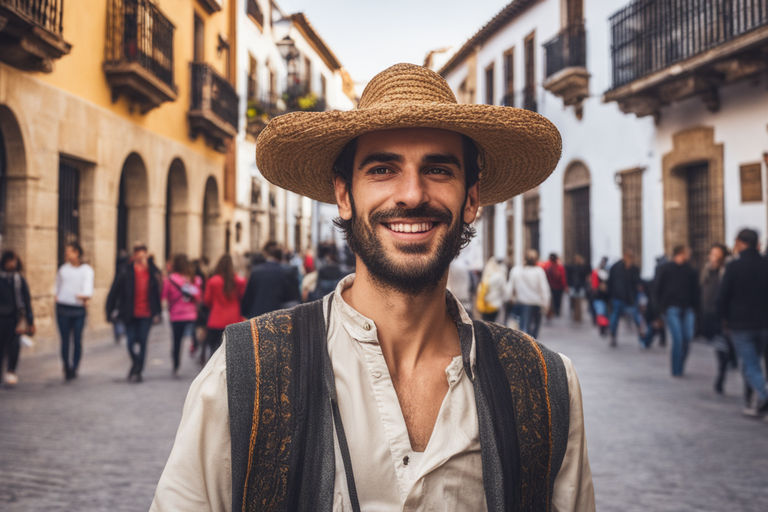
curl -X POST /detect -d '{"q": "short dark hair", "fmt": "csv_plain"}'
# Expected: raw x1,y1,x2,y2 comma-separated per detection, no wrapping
1,250,18,270
736,228,758,249
710,243,729,258
332,133,481,191
672,245,687,256
171,254,189,275
133,242,148,253
66,241,83,258
263,241,282,260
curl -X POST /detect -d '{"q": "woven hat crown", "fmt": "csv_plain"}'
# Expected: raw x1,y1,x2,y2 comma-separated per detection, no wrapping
358,63,458,108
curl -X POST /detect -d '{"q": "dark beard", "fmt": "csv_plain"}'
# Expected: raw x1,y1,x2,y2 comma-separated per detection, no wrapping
343,198,466,295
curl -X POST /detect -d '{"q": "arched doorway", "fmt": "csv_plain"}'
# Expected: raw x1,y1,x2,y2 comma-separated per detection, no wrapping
202,176,222,262
165,158,189,261
0,105,26,252
116,153,150,255
563,161,591,265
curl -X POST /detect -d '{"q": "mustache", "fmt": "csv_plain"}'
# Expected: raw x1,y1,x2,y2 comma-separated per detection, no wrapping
369,204,453,225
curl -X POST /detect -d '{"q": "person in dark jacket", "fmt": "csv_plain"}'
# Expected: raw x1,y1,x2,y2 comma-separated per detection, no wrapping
699,243,734,393
0,250,34,387
566,254,590,323
655,245,699,377
106,243,162,383
717,229,768,416
241,241,299,319
607,250,644,347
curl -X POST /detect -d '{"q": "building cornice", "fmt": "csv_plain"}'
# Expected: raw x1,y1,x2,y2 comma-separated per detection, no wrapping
290,13,342,71
439,0,539,77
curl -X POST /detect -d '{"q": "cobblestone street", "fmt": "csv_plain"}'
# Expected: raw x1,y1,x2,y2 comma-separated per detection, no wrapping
1,317,767,511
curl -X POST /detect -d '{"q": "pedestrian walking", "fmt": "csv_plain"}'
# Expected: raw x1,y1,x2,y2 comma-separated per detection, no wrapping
607,250,644,347
106,243,162,383
699,243,735,393
655,245,699,377
590,256,610,336
302,243,348,302
542,253,568,318
476,257,506,322
717,229,768,417
566,254,590,323
0,250,34,387
190,258,209,356
55,242,94,381
241,241,299,318
506,249,550,337
201,254,245,365
153,63,594,511
162,254,202,376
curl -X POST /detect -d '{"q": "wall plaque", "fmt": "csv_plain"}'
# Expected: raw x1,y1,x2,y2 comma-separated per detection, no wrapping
740,163,763,202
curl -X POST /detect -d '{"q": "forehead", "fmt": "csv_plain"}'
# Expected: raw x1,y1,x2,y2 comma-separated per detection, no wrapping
354,128,464,160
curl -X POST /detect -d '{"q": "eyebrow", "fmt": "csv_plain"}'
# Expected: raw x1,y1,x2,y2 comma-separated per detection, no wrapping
357,152,462,170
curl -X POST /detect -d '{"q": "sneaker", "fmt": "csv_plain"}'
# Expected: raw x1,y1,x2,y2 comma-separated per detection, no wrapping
742,395,760,418
757,398,768,416
4,372,18,387
610,336,617,348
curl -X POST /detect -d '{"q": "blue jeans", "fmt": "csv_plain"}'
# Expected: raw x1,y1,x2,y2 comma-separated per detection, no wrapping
510,304,542,338
731,329,768,401
126,317,153,375
609,299,643,338
665,306,695,376
57,304,86,373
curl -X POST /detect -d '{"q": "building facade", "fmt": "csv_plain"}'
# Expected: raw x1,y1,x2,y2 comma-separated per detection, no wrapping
232,1,356,270
440,0,768,276
0,0,355,349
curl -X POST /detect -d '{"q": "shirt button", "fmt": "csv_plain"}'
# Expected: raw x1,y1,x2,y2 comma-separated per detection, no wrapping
363,322,372,331
372,370,382,379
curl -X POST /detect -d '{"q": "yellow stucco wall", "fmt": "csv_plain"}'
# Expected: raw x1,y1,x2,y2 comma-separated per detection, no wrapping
32,0,233,159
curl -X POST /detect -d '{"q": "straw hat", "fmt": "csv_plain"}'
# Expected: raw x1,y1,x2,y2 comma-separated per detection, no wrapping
255,63,561,206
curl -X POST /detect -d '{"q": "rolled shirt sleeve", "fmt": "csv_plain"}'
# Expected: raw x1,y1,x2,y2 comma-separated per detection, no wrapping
150,342,232,512
552,354,596,512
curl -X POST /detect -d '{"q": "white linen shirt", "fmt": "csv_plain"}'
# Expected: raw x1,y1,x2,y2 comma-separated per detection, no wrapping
151,275,595,511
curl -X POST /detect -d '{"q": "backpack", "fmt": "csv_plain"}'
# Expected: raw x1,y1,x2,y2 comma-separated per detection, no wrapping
475,280,498,314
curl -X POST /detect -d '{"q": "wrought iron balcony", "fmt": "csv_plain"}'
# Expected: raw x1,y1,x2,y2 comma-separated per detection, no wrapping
605,0,768,118
104,0,177,112
0,0,71,71
543,23,589,108
188,62,238,152
245,97,282,138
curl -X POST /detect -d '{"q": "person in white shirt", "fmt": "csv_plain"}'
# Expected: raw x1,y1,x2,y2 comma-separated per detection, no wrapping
506,249,552,338
55,242,94,381
152,63,594,512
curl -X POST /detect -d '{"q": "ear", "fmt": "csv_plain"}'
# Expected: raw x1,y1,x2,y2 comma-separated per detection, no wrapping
463,182,480,224
334,176,353,220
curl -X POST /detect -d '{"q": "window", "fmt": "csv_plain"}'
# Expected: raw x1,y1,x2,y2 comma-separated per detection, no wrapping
193,13,204,62
304,56,312,93
523,192,540,255
619,169,643,261
58,160,80,267
524,32,536,111
320,74,327,99
484,63,494,105
247,55,258,101
503,48,515,106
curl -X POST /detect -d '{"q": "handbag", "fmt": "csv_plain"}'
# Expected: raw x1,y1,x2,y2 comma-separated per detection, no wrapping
475,281,498,314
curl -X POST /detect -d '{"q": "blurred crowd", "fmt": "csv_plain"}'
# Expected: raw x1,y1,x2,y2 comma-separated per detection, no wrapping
459,227,768,419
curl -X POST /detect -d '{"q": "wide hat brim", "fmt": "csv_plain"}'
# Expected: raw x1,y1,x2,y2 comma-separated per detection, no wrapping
255,66,561,206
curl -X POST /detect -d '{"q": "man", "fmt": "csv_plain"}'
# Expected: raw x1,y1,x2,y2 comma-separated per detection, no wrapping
606,250,644,347
302,243,349,302
542,253,568,318
106,243,161,383
0,250,34,387
717,229,768,417
506,249,551,338
152,64,594,511
699,243,733,393
240,241,300,318
655,246,699,377
55,241,94,381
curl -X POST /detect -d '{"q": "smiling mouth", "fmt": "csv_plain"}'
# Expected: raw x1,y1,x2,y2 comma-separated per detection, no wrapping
383,221,436,234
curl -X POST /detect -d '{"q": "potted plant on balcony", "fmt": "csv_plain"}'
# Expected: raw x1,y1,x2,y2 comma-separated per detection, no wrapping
246,99,271,137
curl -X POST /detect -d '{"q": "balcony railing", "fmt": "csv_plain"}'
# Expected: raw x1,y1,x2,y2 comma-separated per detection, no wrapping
0,0,70,71
544,23,587,77
610,0,768,89
1,0,63,34
104,0,176,110
189,62,238,150
501,91,515,107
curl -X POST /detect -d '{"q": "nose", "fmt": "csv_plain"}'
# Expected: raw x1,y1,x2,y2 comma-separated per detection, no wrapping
392,167,428,209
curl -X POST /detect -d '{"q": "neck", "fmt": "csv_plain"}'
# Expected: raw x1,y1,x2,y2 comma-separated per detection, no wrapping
342,263,459,375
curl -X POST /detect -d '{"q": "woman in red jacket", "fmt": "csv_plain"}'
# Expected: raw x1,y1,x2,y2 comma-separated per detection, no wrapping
201,254,245,365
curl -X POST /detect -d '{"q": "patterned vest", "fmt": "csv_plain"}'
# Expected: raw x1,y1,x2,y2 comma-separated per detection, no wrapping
225,300,569,512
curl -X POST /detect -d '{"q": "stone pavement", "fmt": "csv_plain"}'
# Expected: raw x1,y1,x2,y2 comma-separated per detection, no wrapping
1,316,767,511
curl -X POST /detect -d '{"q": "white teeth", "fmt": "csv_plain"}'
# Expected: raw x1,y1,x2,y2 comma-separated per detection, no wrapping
388,222,433,233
